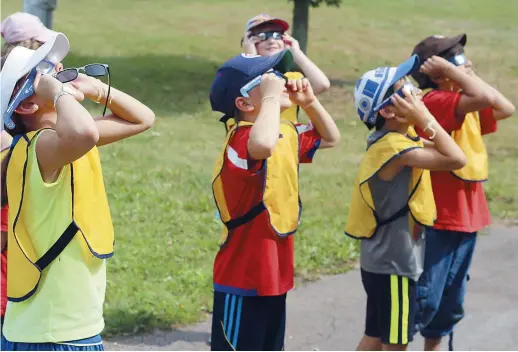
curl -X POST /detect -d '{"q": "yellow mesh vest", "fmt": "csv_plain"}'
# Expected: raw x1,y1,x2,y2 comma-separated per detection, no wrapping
6,129,114,302
345,128,436,239
422,89,488,182
213,121,301,244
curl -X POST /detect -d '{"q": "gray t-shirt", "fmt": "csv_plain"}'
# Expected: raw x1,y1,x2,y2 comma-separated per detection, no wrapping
359,130,425,282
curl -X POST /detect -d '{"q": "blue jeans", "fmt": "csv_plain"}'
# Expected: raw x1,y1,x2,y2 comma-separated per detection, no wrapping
415,228,477,339
23,0,57,29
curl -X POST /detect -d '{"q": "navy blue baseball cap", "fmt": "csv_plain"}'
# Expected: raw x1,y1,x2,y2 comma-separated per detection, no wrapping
210,49,294,120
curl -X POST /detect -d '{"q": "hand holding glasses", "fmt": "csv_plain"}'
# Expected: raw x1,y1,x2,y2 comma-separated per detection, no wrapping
54,63,111,116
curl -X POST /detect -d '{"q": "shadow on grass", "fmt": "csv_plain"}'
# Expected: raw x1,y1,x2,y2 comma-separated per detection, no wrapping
63,52,222,118
62,51,355,120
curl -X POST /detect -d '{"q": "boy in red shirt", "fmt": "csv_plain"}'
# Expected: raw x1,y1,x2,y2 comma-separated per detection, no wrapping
410,34,515,350
208,50,340,350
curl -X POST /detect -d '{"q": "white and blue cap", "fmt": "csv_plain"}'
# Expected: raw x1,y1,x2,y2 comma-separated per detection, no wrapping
354,54,420,127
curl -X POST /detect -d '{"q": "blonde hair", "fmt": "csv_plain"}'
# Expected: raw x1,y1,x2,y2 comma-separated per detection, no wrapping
1,38,44,68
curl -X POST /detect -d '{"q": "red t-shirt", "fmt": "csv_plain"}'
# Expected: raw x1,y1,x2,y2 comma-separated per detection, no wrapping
1,205,8,317
213,123,321,296
417,90,498,233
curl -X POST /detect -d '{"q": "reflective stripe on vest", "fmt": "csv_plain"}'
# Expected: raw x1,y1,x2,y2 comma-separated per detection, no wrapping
212,121,301,245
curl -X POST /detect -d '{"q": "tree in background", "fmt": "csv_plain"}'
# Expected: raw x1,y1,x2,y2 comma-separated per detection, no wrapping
290,0,342,53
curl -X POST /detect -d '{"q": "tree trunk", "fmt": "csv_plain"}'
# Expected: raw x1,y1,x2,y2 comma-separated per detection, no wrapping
292,0,310,54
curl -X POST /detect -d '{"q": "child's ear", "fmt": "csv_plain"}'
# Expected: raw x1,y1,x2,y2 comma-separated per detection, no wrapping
235,97,254,113
379,106,395,120
14,101,38,115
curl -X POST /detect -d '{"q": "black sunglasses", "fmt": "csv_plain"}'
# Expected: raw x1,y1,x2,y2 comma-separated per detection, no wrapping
55,63,111,117
256,31,283,41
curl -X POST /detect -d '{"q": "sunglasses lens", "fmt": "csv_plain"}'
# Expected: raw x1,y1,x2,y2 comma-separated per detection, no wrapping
272,32,282,39
85,64,107,77
56,69,78,83
257,33,266,40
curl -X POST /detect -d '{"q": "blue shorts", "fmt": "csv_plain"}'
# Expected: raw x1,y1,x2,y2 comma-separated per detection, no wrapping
210,291,286,351
415,228,477,339
1,334,103,351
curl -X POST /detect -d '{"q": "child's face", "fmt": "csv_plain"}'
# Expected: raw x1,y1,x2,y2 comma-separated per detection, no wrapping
381,78,421,119
235,79,292,118
14,63,65,116
248,83,292,109
251,23,286,56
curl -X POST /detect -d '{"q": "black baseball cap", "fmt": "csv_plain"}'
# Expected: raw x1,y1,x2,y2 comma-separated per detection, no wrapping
411,34,467,87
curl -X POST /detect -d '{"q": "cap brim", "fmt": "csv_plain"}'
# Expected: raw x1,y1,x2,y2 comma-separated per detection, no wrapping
34,27,59,44
248,18,290,32
453,33,467,47
1,32,70,129
20,32,69,75
248,49,294,77
389,54,420,87
435,33,467,55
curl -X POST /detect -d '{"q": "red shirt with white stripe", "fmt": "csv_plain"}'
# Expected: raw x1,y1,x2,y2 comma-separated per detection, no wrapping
213,123,321,296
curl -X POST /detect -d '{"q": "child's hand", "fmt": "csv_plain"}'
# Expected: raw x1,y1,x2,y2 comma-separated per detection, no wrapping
391,86,434,128
35,72,84,103
287,78,316,108
260,73,286,99
69,73,104,101
282,33,301,53
420,56,456,79
242,31,260,54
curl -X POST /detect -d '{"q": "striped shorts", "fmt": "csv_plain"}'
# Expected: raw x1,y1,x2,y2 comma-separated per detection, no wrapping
210,291,286,351
361,269,417,345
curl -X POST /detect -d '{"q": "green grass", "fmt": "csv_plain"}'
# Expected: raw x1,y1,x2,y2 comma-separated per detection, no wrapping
2,0,518,336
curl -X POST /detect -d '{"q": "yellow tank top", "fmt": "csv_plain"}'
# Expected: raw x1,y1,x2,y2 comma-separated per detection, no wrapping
4,130,111,343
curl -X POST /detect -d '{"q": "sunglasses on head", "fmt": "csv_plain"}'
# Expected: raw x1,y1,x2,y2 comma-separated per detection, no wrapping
240,70,287,98
3,59,55,130
54,63,111,117
374,81,418,112
445,53,467,66
256,31,283,41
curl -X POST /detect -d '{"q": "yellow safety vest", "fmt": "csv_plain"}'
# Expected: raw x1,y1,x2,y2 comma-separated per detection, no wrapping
345,129,436,239
212,121,301,244
222,71,304,132
423,89,488,182
6,129,114,301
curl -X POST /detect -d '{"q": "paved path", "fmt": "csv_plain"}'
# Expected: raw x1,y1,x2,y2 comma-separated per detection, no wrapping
105,225,518,350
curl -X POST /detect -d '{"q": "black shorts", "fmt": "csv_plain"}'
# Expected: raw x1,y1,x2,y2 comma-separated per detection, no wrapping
210,291,286,351
361,269,417,345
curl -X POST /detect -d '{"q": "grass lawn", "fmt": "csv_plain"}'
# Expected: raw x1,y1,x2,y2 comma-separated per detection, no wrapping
2,0,518,336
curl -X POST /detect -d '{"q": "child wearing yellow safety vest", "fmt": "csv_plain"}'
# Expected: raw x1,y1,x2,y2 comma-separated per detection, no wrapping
209,49,339,350
345,55,467,351
410,34,515,351
220,14,330,130
0,32,154,351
